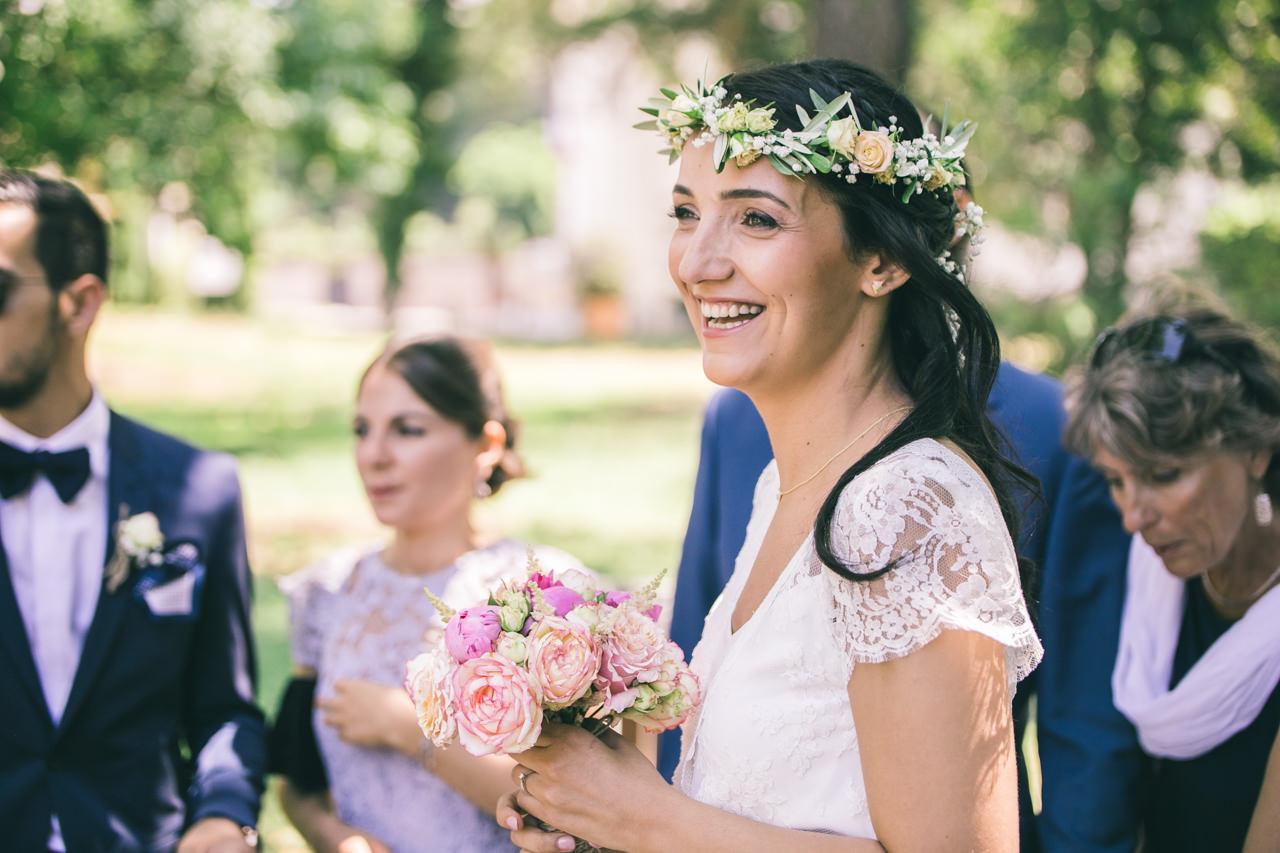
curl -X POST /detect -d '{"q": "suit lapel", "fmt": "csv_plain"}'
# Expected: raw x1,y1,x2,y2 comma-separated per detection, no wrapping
0,529,50,719
57,412,153,734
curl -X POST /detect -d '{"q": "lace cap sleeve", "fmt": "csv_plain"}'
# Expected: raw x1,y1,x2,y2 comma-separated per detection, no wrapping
277,547,366,670
822,442,1042,695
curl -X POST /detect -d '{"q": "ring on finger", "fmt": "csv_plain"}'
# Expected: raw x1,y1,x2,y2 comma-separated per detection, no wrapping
518,767,535,796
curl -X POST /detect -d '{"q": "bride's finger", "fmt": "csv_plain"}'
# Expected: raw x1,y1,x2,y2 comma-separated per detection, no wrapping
495,790,523,832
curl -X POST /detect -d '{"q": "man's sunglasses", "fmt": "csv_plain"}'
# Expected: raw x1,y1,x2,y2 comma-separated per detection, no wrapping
0,269,45,314
1089,316,1239,376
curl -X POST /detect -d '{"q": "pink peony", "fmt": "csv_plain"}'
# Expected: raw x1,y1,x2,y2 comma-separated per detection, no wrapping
452,653,544,755
540,584,587,618
404,649,457,745
526,616,600,710
445,605,502,662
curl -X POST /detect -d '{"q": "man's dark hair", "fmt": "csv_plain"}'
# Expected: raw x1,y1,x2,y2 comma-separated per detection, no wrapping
0,170,109,289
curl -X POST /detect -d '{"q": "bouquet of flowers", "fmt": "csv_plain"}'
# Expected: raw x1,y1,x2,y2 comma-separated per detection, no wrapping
404,556,700,759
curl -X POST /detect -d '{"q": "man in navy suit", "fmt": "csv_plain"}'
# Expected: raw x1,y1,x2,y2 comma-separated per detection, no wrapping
659,368,1146,852
0,171,265,852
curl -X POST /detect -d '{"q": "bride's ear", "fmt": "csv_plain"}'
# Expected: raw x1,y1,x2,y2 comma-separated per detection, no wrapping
860,255,909,298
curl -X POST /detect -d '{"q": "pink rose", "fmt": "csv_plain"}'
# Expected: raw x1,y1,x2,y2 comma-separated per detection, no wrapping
526,616,600,710
452,653,544,755
623,664,700,733
404,649,457,745
595,605,672,704
445,606,502,662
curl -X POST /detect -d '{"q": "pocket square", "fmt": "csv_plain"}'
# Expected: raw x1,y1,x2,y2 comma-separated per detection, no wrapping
141,571,198,617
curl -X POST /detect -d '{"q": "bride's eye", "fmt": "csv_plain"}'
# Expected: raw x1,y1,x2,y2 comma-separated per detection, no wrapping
669,205,698,221
742,210,779,229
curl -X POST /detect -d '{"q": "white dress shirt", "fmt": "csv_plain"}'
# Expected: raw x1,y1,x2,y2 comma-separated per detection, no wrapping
0,393,110,851
0,392,110,725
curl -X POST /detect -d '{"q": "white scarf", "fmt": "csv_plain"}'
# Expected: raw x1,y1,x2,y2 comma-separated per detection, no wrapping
1112,535,1280,759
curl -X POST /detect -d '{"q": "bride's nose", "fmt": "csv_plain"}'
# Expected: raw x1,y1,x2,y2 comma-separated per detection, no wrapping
673,221,733,287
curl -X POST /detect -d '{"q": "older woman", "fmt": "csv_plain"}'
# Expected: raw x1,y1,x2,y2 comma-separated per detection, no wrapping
497,58,1042,853
1064,306,1280,851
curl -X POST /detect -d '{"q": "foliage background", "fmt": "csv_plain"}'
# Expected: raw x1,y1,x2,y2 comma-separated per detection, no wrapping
4,0,1279,846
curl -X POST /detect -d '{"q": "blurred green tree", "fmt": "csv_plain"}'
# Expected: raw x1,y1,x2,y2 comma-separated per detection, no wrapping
0,0,287,303
272,0,457,315
913,0,1280,341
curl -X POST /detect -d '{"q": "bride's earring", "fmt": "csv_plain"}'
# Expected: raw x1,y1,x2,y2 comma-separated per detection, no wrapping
474,475,492,499
1256,491,1273,526
870,280,884,295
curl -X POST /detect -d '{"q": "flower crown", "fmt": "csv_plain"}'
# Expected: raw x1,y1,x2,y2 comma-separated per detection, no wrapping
637,75,985,277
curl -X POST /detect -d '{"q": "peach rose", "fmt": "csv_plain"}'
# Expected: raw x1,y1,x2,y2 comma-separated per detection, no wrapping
526,616,600,710
853,130,894,173
452,653,544,755
404,649,456,745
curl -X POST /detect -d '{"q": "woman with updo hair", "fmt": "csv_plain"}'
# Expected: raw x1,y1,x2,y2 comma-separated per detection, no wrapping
270,336,588,852
1063,303,1280,852
498,58,1041,852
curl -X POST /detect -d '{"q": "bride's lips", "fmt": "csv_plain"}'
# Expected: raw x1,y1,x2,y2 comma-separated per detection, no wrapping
698,299,764,334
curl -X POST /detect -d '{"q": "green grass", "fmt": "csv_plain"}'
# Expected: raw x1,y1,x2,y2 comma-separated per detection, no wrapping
93,307,714,849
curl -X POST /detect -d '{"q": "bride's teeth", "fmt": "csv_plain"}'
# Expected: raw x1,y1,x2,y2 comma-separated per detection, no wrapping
701,302,762,320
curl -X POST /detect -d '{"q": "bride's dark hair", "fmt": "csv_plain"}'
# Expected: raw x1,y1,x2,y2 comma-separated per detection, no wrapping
723,59,1037,597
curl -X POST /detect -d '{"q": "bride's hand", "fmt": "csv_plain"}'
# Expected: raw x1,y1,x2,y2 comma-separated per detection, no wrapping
496,722,669,852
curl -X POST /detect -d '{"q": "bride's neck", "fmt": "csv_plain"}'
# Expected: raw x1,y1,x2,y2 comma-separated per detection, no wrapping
754,357,910,493
384,520,479,577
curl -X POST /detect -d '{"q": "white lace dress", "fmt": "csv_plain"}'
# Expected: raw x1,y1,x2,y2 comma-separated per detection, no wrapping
674,439,1043,839
281,539,586,853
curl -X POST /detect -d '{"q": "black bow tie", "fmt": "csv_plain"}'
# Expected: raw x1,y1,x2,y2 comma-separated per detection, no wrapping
0,440,92,504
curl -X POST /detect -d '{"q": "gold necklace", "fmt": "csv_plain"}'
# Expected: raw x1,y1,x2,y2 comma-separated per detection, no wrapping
1201,562,1280,610
777,405,912,499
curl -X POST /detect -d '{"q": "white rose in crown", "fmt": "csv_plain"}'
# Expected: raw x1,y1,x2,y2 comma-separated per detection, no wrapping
826,116,859,159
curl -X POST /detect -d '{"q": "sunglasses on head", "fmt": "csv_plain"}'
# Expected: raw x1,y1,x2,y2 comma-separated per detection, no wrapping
1089,316,1238,375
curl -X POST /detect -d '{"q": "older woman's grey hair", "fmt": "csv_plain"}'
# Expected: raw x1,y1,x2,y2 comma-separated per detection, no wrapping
1063,307,1280,500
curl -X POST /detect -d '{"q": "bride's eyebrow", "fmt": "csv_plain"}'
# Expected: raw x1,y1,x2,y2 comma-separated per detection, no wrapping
722,188,792,210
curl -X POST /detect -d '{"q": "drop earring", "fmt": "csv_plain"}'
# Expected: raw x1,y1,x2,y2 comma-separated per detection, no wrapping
1256,491,1273,526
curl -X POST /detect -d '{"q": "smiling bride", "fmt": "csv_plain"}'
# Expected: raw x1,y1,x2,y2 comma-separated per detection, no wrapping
496,58,1043,853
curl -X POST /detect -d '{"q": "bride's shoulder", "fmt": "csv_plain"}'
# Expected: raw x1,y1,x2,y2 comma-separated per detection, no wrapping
842,438,995,507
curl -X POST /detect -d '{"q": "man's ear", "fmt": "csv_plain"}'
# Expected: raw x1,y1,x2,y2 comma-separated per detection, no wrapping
57,274,106,336
860,255,910,298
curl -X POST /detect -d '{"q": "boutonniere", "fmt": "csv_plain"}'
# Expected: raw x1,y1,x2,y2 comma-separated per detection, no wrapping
105,508,166,593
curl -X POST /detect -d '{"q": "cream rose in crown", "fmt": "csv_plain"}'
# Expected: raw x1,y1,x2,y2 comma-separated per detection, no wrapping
405,554,700,758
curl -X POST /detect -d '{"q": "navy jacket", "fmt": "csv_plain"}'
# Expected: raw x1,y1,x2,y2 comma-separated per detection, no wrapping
0,412,266,852
659,365,1144,852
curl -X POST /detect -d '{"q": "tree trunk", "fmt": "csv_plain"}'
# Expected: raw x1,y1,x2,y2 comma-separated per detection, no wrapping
811,0,912,87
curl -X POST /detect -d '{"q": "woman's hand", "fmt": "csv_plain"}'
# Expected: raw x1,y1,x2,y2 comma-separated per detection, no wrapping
496,722,670,852
318,678,421,754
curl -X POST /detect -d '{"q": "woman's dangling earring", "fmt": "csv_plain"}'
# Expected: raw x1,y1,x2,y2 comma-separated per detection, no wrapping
1256,491,1273,526
474,476,492,499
